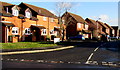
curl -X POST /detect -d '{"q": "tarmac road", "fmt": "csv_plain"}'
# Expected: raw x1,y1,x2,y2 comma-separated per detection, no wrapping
1,41,120,69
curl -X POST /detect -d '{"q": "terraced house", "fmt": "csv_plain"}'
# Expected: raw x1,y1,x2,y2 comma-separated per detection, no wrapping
96,20,111,39
1,2,118,43
85,18,98,39
104,23,114,37
1,2,60,43
85,18,114,39
62,12,91,40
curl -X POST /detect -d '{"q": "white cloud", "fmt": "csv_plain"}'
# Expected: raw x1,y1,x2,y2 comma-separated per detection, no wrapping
90,15,118,26
63,2,72,8
108,18,118,26
99,15,109,21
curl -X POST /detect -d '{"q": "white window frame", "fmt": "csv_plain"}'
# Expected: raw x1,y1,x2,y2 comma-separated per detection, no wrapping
25,12,31,18
78,23,82,28
43,17,47,21
62,20,65,24
12,9,19,16
24,28,31,35
50,30,54,35
112,30,114,34
12,27,19,35
25,8,32,18
85,24,88,30
50,18,54,22
41,29,47,35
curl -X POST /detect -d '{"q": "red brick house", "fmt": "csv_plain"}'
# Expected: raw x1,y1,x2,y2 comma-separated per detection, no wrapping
62,12,91,40
111,26,119,37
85,18,98,39
96,21,109,36
1,2,60,43
104,23,114,37
86,18,111,39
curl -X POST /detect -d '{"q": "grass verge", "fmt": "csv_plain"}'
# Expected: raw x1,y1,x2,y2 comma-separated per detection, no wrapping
0,42,58,50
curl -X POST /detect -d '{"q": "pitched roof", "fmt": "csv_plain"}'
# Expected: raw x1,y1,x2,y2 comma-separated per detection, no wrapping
85,18,97,30
0,2,14,16
97,21,108,29
67,12,87,24
1,1,13,6
19,2,58,19
85,18,96,25
104,23,114,30
111,26,118,29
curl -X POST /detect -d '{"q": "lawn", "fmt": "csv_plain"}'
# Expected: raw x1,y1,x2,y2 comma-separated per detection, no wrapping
0,42,58,50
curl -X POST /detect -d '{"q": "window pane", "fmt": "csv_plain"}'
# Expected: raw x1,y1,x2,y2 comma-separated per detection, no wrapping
43,17,47,21
25,30,27,33
16,30,18,33
12,27,18,34
12,31,15,33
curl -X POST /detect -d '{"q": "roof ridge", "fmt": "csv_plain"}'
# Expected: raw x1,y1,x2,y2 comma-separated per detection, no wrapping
21,2,57,18
67,12,86,23
1,1,14,6
22,2,46,10
68,12,82,17
86,18,96,23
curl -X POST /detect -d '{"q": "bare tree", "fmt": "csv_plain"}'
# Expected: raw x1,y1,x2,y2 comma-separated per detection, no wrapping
55,2,72,17
55,2,73,41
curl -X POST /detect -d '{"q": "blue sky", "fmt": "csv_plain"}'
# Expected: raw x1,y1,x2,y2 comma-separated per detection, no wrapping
2,2,118,26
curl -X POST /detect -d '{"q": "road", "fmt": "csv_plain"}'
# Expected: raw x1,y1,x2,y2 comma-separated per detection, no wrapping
1,41,120,70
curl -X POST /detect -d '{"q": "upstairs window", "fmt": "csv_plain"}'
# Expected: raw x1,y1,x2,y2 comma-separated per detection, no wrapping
50,18,54,22
25,8,32,18
12,6,19,16
43,17,47,21
12,10,19,16
85,24,88,30
12,27,19,35
25,28,31,35
62,20,65,24
41,29,47,35
25,12,31,18
77,23,82,28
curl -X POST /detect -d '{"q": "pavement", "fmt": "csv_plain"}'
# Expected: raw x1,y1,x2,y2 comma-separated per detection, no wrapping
0,45,74,55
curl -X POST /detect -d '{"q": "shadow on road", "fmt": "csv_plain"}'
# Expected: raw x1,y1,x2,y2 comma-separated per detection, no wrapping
57,40,120,52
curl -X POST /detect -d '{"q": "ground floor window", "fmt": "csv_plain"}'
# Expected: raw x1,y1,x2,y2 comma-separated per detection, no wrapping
50,30,54,35
41,29,47,35
12,27,19,35
25,28,31,35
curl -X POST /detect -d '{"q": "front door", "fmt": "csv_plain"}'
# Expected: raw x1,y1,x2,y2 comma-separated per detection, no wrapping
25,35,32,42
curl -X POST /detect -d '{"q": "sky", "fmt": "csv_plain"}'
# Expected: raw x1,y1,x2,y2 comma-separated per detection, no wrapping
1,1,119,26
